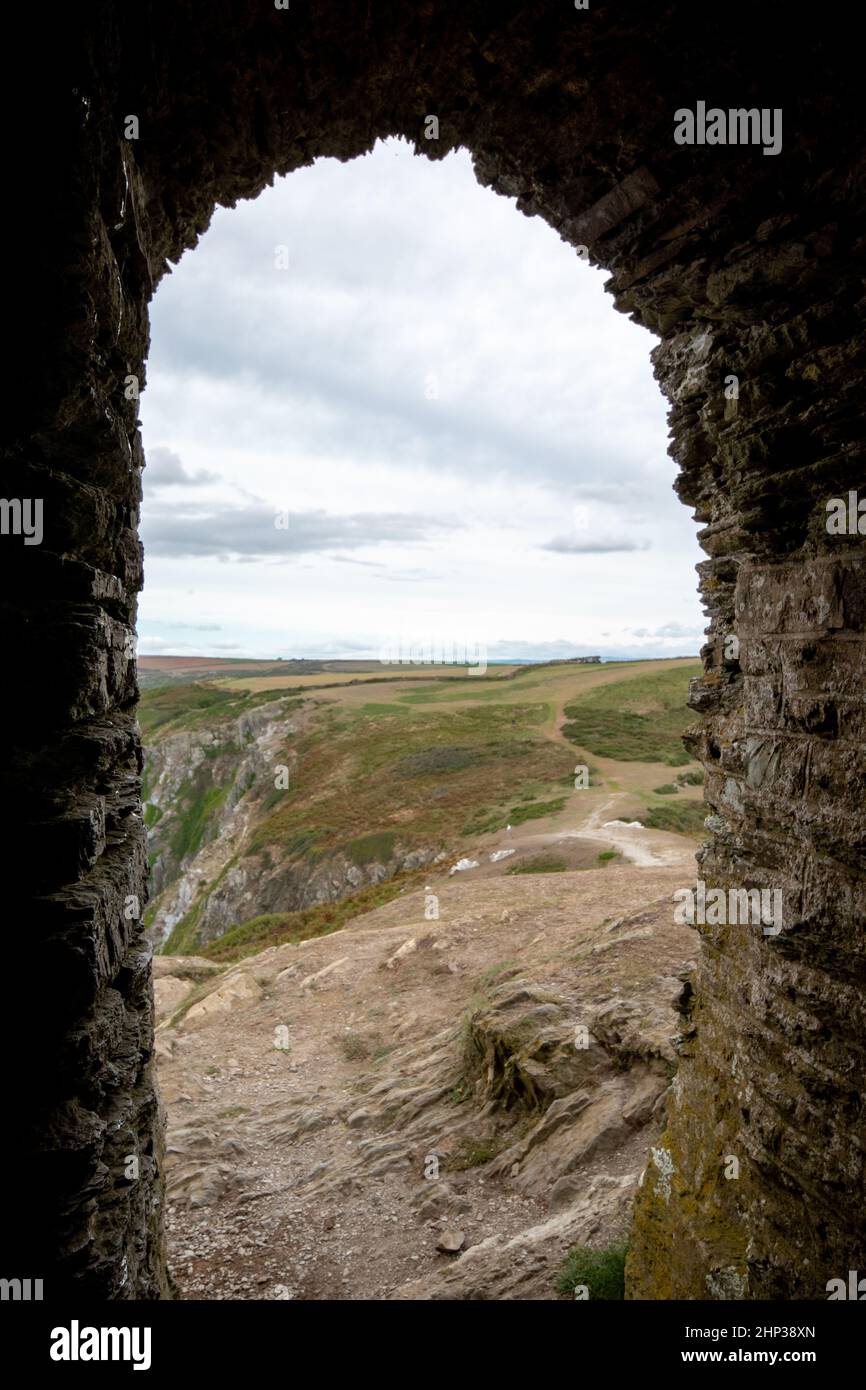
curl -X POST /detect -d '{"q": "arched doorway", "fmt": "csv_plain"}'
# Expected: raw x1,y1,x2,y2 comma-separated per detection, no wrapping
10,2,864,1299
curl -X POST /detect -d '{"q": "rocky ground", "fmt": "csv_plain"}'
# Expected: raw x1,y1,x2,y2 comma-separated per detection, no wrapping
155,858,697,1300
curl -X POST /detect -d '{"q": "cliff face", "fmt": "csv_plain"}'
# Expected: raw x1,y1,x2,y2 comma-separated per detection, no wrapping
627,301,866,1300
10,3,864,1296
143,699,441,950
145,702,289,901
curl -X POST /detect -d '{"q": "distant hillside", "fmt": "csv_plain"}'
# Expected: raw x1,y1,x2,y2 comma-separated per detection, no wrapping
140,657,703,959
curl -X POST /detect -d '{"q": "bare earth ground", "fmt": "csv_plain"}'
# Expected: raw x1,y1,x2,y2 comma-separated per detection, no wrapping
157,845,698,1299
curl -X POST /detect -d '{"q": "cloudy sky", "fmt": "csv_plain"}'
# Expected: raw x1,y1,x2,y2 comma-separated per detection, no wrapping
139,137,705,662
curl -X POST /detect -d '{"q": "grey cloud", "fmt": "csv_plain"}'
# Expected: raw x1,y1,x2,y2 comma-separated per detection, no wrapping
145,147,668,497
568,483,655,504
141,502,453,559
540,535,651,554
149,315,629,490
145,446,220,487
138,140,703,656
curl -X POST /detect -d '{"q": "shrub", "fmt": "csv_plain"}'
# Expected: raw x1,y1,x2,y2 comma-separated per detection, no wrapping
508,797,567,825
642,801,707,837
556,1242,627,1299
338,1032,370,1061
461,808,504,835
392,745,477,777
653,783,679,795
676,769,704,786
450,1135,504,1170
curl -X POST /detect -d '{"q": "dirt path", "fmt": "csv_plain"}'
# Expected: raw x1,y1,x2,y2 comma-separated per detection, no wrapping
156,866,698,1301
555,794,695,869
435,780,698,886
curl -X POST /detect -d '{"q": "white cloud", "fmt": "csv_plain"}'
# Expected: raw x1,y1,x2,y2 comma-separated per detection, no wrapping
139,139,703,659
145,446,220,487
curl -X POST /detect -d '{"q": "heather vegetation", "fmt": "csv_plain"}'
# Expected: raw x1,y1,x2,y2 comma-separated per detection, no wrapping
141,656,706,959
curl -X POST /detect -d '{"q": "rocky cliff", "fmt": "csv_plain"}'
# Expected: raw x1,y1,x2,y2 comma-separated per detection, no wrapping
143,696,442,950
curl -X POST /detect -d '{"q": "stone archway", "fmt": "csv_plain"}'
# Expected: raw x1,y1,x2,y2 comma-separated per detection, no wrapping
9,3,864,1299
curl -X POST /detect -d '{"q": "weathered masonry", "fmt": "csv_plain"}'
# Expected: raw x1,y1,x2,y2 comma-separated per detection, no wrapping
6,3,864,1298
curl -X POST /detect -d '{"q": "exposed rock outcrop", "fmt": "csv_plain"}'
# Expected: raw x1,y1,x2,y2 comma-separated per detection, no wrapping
155,873,695,1299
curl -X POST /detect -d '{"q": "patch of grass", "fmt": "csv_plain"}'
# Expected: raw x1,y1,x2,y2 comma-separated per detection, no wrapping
508,797,567,825
478,960,520,986
653,783,679,795
161,961,221,983
338,1032,371,1061
597,848,619,863
261,785,290,812
391,746,477,777
169,779,231,863
642,801,708,837
227,698,572,879
162,897,206,955
562,664,700,763
357,703,412,718
450,1135,505,1170
461,807,506,835
676,769,704,786
372,1043,397,1063
556,1242,628,1299
506,854,567,875
246,824,320,860
144,801,163,828
397,682,545,705
345,830,397,866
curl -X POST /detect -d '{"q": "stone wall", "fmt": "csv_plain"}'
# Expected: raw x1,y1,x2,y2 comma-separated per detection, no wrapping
6,2,863,1296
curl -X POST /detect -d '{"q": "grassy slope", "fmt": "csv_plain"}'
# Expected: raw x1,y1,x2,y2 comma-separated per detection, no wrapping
145,657,705,960
561,663,702,764
242,697,575,860
139,681,303,740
